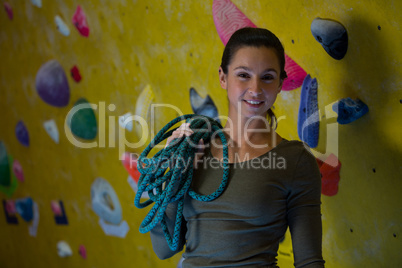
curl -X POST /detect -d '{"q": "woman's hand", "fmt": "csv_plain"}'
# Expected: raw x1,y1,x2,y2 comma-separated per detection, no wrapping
164,123,194,149
164,123,205,169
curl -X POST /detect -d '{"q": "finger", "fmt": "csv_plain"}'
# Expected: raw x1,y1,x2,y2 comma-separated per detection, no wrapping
197,139,205,152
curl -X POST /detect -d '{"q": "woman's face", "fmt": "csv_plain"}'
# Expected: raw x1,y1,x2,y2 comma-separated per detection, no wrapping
219,46,282,121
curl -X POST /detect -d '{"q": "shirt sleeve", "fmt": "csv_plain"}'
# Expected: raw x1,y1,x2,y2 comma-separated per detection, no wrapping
150,201,187,260
287,148,325,268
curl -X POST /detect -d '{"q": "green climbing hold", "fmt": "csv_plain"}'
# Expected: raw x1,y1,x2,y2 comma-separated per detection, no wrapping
68,98,97,140
0,141,11,187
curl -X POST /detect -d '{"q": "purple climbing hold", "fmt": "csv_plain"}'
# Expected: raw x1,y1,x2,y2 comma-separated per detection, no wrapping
332,98,369,124
15,121,29,147
298,74,319,148
35,60,70,107
311,17,348,60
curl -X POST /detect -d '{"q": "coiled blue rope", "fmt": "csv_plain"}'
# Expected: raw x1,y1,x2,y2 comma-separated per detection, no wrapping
134,114,229,251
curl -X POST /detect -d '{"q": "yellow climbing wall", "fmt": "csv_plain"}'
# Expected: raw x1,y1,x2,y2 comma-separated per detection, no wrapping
0,0,400,267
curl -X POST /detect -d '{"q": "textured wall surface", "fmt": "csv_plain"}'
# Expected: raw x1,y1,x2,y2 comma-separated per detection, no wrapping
0,0,401,267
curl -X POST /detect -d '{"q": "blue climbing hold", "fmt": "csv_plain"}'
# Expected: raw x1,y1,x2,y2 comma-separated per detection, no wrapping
15,197,34,222
311,17,348,60
332,98,369,124
298,74,319,148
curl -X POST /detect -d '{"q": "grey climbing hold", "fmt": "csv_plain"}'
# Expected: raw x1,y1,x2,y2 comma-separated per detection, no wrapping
190,87,220,124
311,17,348,60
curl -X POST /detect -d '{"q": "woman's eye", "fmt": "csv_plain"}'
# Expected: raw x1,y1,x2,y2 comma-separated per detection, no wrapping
262,75,274,81
238,73,250,78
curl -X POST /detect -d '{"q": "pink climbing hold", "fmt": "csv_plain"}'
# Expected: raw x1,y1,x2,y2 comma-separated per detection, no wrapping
5,200,16,214
51,200,63,216
72,5,89,37
212,0,307,91
212,0,256,45
121,152,141,183
4,2,13,20
316,154,341,196
78,245,87,259
282,55,307,92
12,160,24,182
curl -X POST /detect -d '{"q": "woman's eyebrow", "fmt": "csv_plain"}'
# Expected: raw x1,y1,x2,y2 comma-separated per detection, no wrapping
233,66,252,71
233,66,278,74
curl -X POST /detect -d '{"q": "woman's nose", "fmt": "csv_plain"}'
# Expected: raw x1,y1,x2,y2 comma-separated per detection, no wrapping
248,79,263,95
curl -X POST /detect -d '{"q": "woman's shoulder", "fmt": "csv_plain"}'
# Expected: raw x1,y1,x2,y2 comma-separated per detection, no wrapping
274,139,317,168
274,138,311,155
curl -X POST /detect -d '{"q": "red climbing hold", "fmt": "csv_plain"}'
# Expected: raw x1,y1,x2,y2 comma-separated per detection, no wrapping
316,154,341,196
72,5,89,37
121,152,141,183
70,65,82,82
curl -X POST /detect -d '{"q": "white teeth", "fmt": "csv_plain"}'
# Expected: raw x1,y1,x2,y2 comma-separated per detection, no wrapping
245,100,262,105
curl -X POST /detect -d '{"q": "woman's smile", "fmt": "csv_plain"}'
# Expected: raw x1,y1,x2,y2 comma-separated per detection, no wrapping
219,46,282,119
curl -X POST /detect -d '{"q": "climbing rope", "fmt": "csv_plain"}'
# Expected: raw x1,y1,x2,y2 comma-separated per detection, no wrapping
134,114,229,251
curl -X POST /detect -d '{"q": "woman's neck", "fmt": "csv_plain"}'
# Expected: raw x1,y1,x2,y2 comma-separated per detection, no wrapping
222,114,276,150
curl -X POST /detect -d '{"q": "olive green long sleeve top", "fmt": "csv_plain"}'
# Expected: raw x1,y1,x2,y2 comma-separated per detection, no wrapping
150,139,325,267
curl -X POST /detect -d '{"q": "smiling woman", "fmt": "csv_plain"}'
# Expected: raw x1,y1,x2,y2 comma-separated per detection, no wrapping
148,27,325,268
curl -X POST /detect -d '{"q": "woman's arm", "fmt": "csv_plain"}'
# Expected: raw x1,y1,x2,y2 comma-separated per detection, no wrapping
150,201,187,260
287,148,325,268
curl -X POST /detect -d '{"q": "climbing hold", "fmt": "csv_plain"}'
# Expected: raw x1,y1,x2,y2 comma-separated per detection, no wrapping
28,201,39,237
122,152,141,181
12,160,24,182
5,200,16,214
298,75,319,148
72,5,90,37
31,0,42,8
135,84,155,138
332,97,369,124
98,218,130,238
78,245,87,259
3,200,18,224
55,15,70,36
15,121,30,147
4,2,13,20
53,200,68,225
311,17,348,60
316,154,341,196
57,241,73,257
212,0,255,45
119,112,134,132
212,0,307,91
67,98,97,140
43,119,59,143
51,200,63,216
15,197,34,222
125,153,149,199
70,65,82,82
0,142,11,187
91,177,122,225
190,88,220,123
35,60,70,107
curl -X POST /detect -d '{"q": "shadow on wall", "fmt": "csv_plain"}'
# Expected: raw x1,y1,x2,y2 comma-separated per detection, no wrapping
322,14,401,267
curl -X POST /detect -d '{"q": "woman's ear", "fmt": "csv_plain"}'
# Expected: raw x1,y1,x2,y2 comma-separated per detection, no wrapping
219,66,227,90
277,80,283,93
